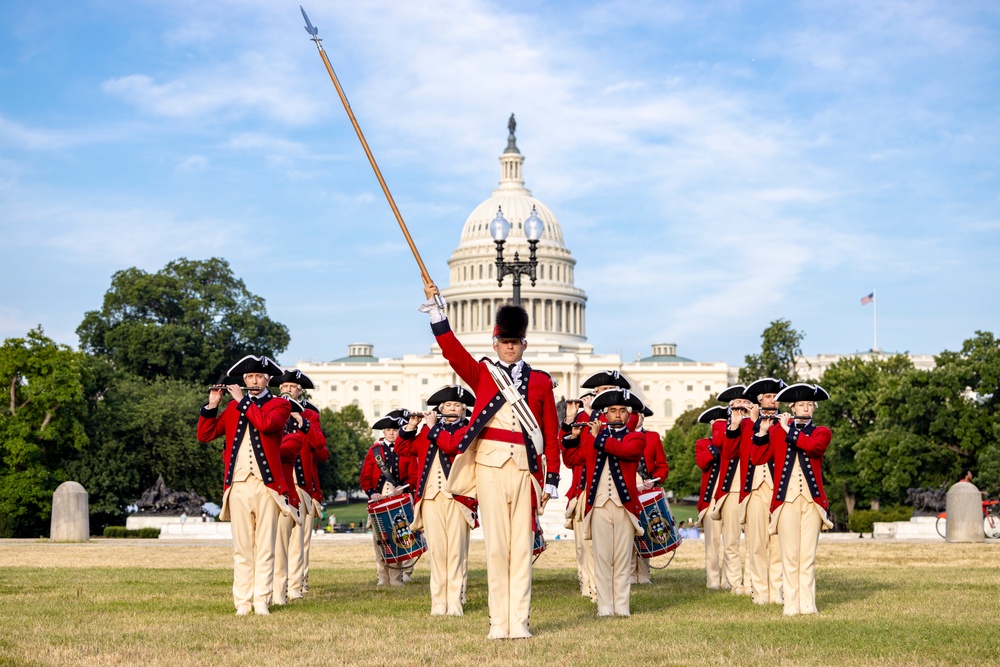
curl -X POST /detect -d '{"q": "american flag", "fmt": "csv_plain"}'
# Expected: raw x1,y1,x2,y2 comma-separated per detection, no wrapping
861,292,874,305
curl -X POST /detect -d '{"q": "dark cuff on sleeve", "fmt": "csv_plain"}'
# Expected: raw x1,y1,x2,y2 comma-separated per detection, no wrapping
430,319,452,336
545,472,560,487
398,427,417,439
200,405,218,418
726,427,741,439
752,432,769,445
562,435,580,448
560,422,574,434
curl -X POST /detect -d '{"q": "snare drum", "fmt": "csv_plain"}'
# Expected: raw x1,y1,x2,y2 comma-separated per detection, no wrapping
634,489,681,558
368,494,427,564
532,516,546,558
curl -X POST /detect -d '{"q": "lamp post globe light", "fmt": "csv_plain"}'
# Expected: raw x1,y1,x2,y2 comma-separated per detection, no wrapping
490,206,543,307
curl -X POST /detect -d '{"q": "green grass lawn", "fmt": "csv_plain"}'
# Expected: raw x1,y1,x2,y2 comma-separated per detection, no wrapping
0,539,996,666
322,501,370,528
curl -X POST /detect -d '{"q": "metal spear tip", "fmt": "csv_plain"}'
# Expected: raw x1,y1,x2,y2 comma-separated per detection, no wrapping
301,5,318,36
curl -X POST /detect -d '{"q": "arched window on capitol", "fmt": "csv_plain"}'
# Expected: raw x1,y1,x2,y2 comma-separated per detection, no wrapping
664,399,673,418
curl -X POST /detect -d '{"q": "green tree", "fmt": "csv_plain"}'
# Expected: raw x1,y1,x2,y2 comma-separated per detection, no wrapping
318,405,372,497
65,361,220,532
0,328,89,537
64,355,141,532
77,257,290,384
739,319,805,384
931,331,1000,496
816,354,914,518
661,400,720,501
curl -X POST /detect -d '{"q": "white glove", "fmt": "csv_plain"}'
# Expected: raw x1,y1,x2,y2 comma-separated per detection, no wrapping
418,296,447,323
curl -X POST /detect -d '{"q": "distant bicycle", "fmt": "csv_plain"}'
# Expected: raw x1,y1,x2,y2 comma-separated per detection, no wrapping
936,499,1000,539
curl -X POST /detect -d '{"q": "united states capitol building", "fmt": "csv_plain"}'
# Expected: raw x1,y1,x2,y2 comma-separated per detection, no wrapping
296,122,932,434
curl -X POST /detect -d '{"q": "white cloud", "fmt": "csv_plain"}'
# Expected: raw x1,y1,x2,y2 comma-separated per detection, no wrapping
2,192,246,268
101,52,321,125
177,155,209,172
0,115,82,151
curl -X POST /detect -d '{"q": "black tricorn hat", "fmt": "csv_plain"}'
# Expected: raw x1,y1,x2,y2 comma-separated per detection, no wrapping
372,409,409,430
270,368,315,389
717,384,748,402
226,354,283,378
494,304,529,340
284,397,304,413
427,385,476,407
641,405,654,417
698,406,728,424
591,388,645,412
775,383,830,403
745,377,787,399
582,370,631,390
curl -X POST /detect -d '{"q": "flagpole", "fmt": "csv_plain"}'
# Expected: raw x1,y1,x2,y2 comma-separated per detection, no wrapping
299,6,442,305
873,288,878,353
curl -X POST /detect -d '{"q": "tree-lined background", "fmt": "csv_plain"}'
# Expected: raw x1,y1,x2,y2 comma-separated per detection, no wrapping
1,259,997,536
0,258,372,538
663,321,1000,529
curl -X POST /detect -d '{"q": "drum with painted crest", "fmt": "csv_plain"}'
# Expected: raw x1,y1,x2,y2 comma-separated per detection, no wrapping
368,494,427,564
532,515,546,558
634,488,681,558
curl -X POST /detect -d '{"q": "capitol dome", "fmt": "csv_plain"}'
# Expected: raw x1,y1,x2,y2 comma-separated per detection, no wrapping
440,116,588,350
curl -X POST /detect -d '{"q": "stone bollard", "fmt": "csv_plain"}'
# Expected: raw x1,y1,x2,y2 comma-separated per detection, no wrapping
945,482,983,543
50,481,90,542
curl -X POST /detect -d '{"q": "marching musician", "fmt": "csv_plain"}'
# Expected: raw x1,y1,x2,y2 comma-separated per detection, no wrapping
360,410,418,586
272,369,329,600
710,384,754,595
419,285,560,640
273,400,305,605
741,378,787,605
581,370,640,430
562,395,595,600
630,406,669,585
396,385,478,616
196,355,294,616
563,388,647,617
695,406,728,589
768,383,833,616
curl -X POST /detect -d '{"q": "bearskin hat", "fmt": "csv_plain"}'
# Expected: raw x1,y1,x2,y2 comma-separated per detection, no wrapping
493,304,529,340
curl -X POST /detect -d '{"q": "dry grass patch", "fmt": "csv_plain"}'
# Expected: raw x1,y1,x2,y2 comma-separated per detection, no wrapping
0,539,997,667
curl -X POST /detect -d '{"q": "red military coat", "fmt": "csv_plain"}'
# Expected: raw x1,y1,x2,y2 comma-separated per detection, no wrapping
768,421,832,514
432,320,561,494
562,426,646,520
738,417,778,502
280,429,304,513
197,393,293,519
695,437,722,515
713,418,752,502
298,404,330,505
359,438,418,497
641,430,669,483
396,421,478,528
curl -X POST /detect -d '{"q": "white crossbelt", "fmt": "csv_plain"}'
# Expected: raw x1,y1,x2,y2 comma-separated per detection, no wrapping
486,360,545,462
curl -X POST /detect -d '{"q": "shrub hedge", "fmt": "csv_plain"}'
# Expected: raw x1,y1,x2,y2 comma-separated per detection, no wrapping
848,506,914,533
102,527,160,539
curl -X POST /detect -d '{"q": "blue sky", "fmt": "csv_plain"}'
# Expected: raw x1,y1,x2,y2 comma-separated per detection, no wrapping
2,0,998,367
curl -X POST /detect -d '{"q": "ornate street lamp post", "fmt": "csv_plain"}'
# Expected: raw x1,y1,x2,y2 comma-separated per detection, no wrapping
489,206,544,307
